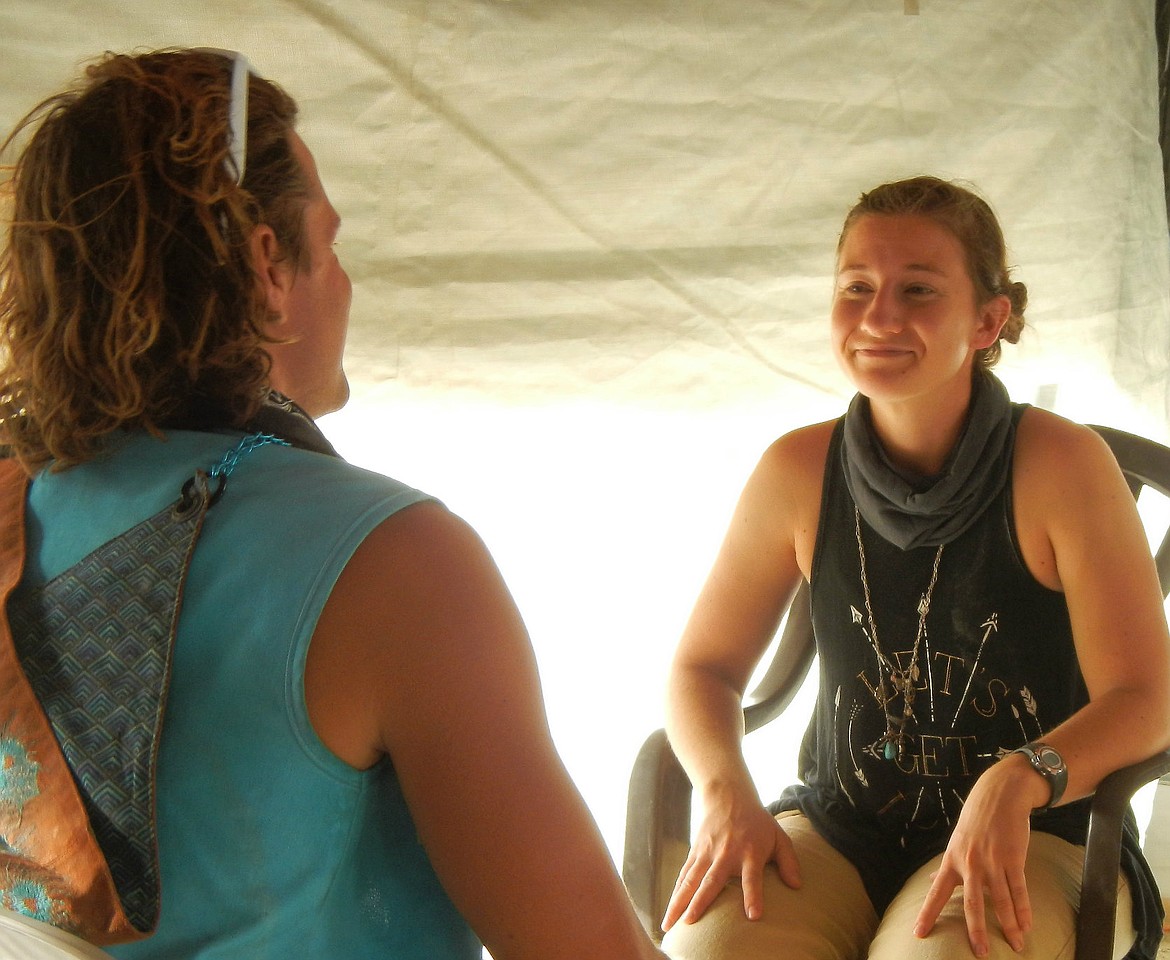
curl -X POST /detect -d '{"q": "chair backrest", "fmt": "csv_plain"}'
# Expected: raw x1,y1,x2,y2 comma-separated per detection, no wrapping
0,908,115,960
1091,425,1170,594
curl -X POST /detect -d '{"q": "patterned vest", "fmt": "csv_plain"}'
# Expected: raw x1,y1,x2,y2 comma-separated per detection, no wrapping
11,430,482,959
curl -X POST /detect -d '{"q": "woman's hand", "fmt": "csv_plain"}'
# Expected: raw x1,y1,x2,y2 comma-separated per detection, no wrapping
661,783,802,933
913,754,1046,956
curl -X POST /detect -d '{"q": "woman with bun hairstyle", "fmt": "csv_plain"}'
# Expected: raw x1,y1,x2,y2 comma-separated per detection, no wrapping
660,177,1170,959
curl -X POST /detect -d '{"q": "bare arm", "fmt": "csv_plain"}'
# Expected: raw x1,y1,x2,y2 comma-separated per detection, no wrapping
662,424,831,930
306,501,664,960
915,412,1170,955
1025,420,1170,790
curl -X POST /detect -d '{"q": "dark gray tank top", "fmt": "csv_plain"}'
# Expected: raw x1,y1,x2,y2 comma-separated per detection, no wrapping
774,409,1160,956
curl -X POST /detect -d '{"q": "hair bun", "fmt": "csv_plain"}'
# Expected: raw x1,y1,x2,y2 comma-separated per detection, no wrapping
1007,280,1028,314
1001,281,1027,344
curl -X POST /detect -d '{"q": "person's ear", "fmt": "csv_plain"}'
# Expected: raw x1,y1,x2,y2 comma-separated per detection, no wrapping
248,224,294,324
973,294,1011,351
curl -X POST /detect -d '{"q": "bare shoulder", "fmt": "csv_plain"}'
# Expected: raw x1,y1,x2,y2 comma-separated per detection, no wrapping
305,499,532,769
345,498,493,582
753,419,837,504
318,499,514,640
1015,405,1108,456
1013,407,1142,592
1014,407,1122,503
744,418,837,578
324,496,524,669
763,418,837,468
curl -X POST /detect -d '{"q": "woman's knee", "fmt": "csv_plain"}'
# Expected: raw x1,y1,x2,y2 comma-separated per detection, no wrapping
661,814,877,960
868,832,1132,960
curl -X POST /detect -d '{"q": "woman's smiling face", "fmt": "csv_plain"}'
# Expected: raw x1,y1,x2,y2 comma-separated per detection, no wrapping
831,213,1006,405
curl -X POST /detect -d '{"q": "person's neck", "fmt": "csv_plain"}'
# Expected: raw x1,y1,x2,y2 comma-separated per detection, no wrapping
867,379,974,478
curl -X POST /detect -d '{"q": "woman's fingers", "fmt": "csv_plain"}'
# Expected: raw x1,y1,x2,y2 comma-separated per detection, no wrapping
661,818,803,930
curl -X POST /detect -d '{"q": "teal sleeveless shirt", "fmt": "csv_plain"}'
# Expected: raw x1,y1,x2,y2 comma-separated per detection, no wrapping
18,430,482,959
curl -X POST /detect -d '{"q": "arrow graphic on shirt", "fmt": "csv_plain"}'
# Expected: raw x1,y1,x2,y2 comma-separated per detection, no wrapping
950,613,999,728
836,687,863,800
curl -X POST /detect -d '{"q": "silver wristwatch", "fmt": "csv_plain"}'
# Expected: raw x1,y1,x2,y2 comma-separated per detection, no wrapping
1012,741,1067,811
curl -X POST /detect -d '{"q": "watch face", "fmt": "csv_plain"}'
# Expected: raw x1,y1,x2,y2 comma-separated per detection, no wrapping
1035,746,1064,773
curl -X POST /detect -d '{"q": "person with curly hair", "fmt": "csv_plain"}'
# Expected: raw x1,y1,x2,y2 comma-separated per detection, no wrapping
0,48,665,960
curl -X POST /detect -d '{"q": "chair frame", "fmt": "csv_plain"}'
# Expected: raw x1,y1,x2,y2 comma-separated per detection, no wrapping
623,424,1170,960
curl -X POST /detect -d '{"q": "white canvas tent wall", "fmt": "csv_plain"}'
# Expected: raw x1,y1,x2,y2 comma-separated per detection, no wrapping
2,0,1168,872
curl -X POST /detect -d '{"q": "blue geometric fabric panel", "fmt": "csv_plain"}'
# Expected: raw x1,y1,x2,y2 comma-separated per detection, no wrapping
7,498,205,932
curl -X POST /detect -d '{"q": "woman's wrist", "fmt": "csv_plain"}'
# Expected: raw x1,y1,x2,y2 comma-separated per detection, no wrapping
697,774,761,811
1010,742,1067,810
998,750,1057,811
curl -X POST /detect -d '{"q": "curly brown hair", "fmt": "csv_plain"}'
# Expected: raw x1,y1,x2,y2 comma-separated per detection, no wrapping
837,176,1027,370
0,49,308,469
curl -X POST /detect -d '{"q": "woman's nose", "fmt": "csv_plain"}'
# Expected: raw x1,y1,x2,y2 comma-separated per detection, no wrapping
859,288,903,335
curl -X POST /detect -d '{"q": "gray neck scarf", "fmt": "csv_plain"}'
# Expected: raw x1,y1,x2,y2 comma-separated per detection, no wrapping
841,371,1016,550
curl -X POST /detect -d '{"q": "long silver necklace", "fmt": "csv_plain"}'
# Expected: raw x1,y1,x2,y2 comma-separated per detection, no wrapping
854,506,944,761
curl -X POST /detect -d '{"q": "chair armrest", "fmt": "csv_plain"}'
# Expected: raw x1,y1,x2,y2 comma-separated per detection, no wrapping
623,728,693,941
1075,749,1170,960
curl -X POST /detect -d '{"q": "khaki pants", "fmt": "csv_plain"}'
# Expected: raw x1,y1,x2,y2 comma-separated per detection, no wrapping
661,813,1134,960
